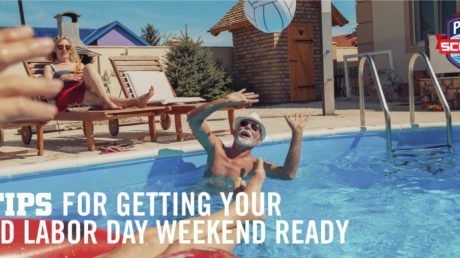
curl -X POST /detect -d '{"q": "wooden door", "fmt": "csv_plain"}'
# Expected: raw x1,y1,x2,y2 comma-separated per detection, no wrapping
288,23,316,102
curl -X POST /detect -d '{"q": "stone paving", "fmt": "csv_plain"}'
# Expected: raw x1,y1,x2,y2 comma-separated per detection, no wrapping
0,98,457,170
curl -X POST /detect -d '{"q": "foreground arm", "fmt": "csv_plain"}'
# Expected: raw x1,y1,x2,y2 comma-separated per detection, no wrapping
265,114,309,180
187,89,259,151
0,26,62,125
98,158,266,258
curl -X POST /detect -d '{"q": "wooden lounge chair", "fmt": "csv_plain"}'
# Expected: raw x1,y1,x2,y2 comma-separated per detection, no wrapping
0,121,47,156
0,60,54,155
54,106,170,151
109,55,246,141
8,58,171,154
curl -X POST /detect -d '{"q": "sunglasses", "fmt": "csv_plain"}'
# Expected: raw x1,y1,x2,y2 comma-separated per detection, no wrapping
57,45,72,51
240,120,260,132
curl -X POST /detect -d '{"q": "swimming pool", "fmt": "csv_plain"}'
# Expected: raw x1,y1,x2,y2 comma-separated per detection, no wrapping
1,126,459,257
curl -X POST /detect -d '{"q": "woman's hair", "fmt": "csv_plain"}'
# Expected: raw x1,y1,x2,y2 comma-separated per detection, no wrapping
48,36,80,62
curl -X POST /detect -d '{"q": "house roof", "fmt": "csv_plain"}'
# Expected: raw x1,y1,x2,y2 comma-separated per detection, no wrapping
3,21,148,46
331,4,348,27
333,34,357,47
82,21,149,46
4,27,96,39
208,0,349,36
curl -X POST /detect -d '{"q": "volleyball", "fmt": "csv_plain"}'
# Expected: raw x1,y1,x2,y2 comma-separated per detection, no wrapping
244,0,296,33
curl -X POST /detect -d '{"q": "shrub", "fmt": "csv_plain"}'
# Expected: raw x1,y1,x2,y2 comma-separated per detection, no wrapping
164,33,232,100
367,69,402,102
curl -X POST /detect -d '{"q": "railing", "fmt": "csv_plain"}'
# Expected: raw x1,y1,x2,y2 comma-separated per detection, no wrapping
344,50,394,97
358,55,393,153
408,52,453,150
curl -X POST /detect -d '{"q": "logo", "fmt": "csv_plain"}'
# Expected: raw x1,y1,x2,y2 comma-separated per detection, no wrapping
436,17,460,69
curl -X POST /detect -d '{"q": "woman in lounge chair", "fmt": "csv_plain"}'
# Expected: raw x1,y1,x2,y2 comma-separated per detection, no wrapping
44,36,154,111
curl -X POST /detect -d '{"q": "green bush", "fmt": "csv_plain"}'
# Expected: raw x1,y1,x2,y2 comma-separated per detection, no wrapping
164,33,232,100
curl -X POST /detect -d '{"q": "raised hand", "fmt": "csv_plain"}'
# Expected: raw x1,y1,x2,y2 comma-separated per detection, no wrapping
284,113,310,134
225,89,259,106
0,26,63,125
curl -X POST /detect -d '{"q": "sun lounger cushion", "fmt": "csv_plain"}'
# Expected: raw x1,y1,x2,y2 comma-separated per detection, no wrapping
124,71,205,105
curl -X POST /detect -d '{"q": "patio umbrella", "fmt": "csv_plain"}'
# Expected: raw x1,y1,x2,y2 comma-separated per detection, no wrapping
18,0,26,25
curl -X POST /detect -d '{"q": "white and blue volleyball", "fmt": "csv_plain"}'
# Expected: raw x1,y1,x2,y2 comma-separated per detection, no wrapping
244,0,296,33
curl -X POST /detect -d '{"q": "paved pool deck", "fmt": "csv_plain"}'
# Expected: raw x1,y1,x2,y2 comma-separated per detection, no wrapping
0,98,457,172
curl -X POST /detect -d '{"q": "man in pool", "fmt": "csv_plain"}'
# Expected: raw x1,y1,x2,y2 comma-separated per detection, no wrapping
188,89,309,189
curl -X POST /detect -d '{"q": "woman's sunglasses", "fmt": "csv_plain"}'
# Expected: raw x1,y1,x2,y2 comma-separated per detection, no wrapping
57,45,71,51
240,120,260,132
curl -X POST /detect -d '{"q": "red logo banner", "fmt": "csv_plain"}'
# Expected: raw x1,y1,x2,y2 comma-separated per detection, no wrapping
436,34,460,54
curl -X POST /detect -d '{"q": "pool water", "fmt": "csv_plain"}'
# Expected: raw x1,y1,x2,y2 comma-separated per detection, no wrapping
1,127,459,257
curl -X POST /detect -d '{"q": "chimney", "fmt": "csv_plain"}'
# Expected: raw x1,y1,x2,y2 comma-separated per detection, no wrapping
54,11,86,49
54,11,99,63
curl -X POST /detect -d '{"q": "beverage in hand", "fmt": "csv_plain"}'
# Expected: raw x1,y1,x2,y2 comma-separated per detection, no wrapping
74,60,82,74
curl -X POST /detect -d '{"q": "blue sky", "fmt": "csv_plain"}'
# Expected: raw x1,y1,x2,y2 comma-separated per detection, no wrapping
0,0,356,46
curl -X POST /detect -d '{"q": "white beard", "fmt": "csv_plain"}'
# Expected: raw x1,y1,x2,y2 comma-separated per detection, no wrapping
235,133,258,147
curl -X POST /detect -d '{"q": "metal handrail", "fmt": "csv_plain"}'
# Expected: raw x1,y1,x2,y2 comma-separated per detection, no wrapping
344,50,394,97
408,52,453,150
358,55,393,153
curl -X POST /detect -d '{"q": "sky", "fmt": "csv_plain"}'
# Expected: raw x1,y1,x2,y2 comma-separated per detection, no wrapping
0,0,356,46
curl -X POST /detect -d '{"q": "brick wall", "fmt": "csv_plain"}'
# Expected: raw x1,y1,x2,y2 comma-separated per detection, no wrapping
232,1,323,104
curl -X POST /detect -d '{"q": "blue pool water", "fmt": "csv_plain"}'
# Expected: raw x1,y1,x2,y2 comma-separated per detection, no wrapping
1,127,459,257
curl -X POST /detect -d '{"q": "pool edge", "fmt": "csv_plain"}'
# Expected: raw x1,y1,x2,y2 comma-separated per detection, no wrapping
0,121,457,177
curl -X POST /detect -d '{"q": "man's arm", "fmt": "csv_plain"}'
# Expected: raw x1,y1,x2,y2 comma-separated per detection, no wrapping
187,89,259,151
265,114,309,180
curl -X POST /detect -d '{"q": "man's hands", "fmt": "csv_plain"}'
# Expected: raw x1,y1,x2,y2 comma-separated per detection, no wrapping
0,26,63,125
233,158,265,193
188,90,258,151
225,89,259,106
285,114,309,134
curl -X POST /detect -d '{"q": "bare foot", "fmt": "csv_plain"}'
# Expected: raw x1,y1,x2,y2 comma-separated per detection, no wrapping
136,86,154,108
103,100,122,110
242,158,266,221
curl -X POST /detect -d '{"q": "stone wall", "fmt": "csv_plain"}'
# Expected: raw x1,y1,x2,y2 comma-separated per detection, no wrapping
231,1,323,104
420,77,460,109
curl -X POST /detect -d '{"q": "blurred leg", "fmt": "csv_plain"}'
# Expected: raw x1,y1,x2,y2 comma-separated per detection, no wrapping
162,229,238,256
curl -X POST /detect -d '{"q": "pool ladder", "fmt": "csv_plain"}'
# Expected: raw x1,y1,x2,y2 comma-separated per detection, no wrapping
358,52,453,154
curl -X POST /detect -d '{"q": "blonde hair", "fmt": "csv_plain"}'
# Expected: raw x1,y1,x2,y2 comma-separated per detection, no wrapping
48,36,80,63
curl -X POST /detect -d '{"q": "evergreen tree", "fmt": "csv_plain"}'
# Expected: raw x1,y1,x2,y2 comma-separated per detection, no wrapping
141,23,161,46
164,32,232,100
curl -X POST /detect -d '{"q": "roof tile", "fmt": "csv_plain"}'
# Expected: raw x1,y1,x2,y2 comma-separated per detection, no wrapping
208,0,348,36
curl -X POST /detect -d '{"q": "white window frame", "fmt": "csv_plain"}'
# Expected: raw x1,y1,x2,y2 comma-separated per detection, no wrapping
411,0,456,46
412,0,439,46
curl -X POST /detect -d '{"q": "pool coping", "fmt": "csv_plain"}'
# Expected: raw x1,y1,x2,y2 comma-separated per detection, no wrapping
0,121,457,177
